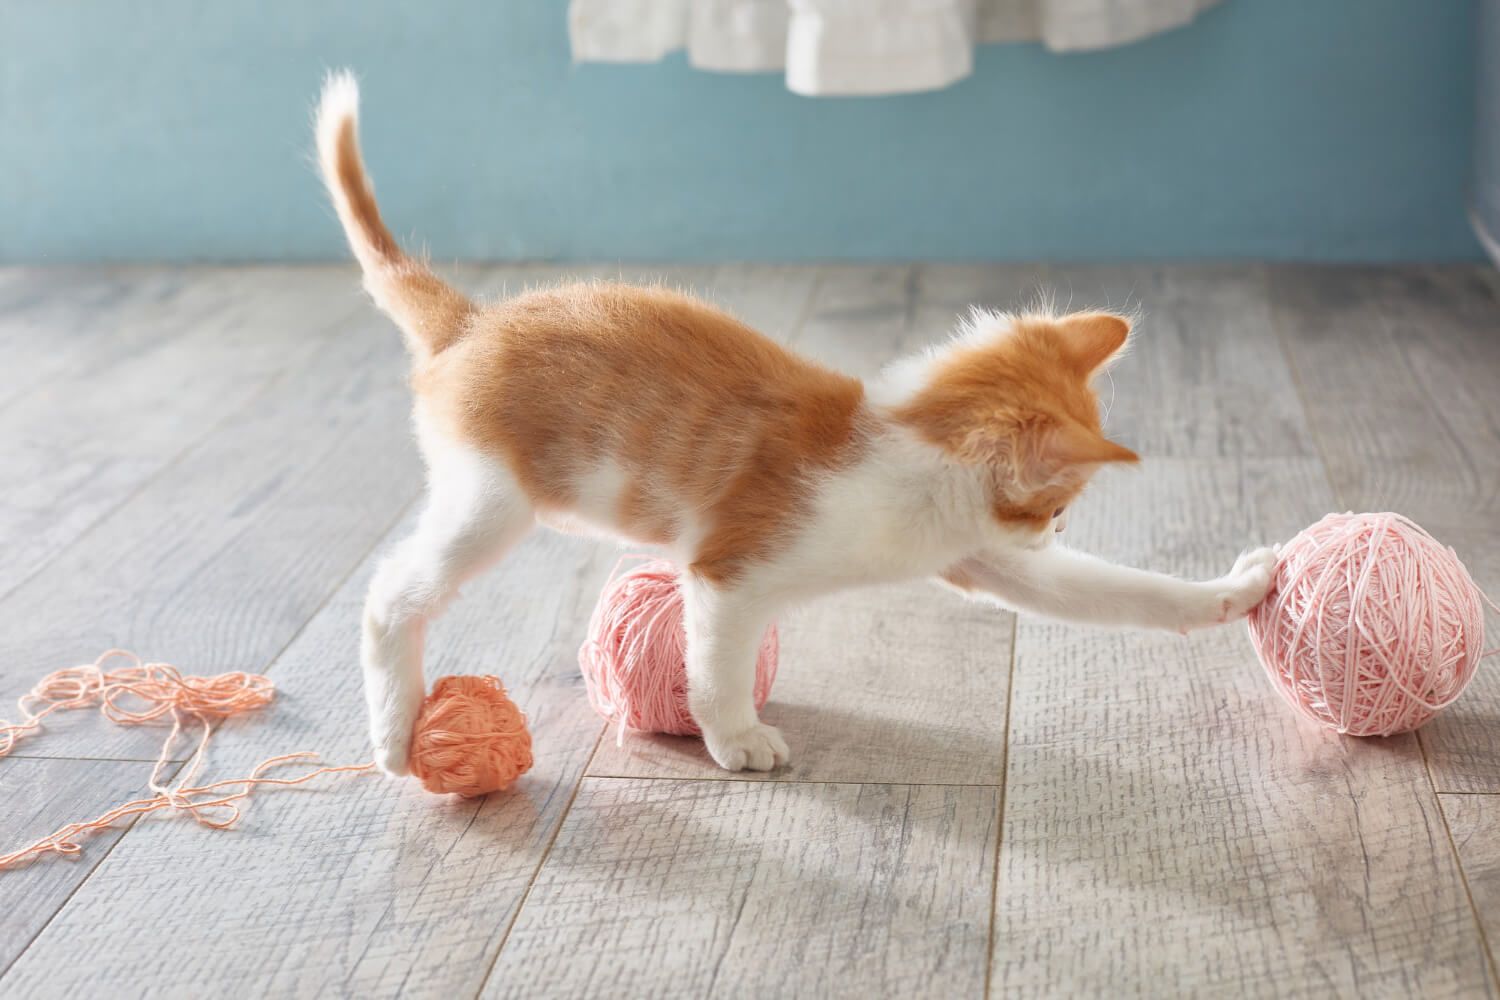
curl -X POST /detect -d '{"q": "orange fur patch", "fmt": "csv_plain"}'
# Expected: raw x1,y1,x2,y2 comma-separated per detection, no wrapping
416,283,869,584
891,313,1138,529
324,112,474,356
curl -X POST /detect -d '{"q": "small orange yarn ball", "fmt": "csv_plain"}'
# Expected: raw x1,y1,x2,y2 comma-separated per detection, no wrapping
409,675,533,797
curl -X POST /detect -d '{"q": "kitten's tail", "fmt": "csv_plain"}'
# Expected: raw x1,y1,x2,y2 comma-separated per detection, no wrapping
315,71,473,356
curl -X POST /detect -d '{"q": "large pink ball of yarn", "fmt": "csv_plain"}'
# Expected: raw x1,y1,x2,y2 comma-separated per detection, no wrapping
1247,512,1487,737
578,559,778,736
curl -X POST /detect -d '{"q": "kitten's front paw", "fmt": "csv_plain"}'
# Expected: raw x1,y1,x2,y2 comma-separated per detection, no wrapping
1214,546,1278,623
703,721,790,772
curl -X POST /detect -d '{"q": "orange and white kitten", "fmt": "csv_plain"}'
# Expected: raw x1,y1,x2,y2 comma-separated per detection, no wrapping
315,73,1276,775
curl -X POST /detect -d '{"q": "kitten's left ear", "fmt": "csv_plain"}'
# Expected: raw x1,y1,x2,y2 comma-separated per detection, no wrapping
1006,417,1139,488
1042,419,1139,468
1058,312,1131,375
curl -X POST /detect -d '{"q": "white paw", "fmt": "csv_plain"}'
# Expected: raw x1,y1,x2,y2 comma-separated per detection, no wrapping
703,722,791,772
370,693,422,777
1214,546,1278,623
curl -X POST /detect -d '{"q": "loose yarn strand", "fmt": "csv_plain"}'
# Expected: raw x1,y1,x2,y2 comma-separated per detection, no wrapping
0,650,372,870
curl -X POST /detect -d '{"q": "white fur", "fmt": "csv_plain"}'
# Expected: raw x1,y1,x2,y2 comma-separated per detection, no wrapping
361,411,533,774
360,345,1273,777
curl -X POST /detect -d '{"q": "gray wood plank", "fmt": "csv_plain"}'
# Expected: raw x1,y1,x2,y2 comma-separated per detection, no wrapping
697,263,821,337
0,266,195,413
0,757,154,972
6,261,1492,997
0,266,588,764
587,578,1013,785
1,524,611,998
481,778,998,999
1269,266,1500,792
1105,265,1314,458
993,457,1495,997
1442,793,1500,978
0,276,439,982
0,286,421,761
792,263,919,378
0,266,369,598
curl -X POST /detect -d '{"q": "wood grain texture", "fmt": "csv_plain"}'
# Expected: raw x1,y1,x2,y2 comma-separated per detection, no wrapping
1269,266,1500,792
1442,793,1500,978
696,263,820,336
0,297,420,760
0,267,369,597
0,757,155,972
0,267,193,413
481,778,998,999
0,268,445,983
4,263,1498,998
1,524,611,998
792,263,918,378
0,267,582,762
993,457,1495,997
587,578,1013,785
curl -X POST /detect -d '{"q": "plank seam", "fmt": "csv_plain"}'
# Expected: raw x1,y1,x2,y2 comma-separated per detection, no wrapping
474,722,609,999
982,612,1019,1000
1269,267,1500,993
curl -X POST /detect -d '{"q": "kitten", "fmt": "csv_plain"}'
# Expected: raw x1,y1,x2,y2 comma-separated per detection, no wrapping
315,73,1276,774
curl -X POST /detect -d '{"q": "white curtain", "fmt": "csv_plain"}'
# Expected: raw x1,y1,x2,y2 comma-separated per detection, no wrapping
570,0,1223,96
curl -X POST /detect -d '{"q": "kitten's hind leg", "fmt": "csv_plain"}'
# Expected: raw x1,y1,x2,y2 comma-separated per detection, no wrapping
681,574,789,772
361,447,533,775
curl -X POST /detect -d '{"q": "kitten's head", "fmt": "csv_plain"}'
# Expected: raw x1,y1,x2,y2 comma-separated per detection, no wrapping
882,308,1138,533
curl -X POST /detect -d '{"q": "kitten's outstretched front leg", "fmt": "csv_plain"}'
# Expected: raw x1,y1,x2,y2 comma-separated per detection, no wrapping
680,573,789,772
943,544,1276,633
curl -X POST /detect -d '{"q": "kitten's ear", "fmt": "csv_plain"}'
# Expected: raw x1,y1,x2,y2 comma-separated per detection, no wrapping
1018,419,1138,484
962,416,1137,484
1058,312,1131,375
1044,420,1139,467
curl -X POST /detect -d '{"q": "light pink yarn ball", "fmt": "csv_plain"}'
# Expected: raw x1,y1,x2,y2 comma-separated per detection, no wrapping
578,559,778,737
1247,512,1487,737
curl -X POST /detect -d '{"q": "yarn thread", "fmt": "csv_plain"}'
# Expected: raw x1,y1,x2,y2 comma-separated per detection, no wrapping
408,674,533,797
578,558,778,743
1248,512,1499,736
0,650,372,870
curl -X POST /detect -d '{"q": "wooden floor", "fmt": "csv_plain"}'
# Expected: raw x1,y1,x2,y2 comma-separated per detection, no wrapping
2,263,1498,998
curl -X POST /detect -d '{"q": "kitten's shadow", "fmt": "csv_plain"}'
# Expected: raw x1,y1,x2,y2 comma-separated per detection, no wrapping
587,700,1006,785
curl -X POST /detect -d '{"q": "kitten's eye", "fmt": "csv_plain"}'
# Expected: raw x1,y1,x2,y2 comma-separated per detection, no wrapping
1052,506,1067,519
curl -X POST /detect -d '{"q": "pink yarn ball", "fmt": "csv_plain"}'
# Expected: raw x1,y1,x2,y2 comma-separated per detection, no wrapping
1247,512,1487,737
578,559,778,737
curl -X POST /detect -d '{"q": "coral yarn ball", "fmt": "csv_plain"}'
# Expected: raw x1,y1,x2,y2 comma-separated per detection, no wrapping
578,559,779,736
1247,512,1487,737
409,675,533,797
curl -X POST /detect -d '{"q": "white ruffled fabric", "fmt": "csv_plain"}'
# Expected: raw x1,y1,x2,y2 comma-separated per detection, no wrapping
570,0,1223,96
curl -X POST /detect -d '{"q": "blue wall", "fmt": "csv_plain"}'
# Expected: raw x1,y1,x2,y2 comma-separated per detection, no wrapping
0,0,1480,263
